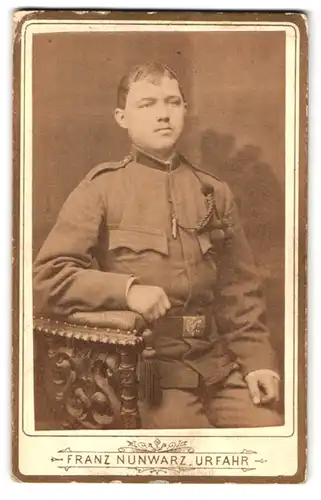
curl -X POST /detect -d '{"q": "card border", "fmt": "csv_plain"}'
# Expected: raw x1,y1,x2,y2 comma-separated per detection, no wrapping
12,9,308,483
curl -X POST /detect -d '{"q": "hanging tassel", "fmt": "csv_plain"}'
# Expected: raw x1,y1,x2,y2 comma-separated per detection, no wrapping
171,213,177,239
138,329,162,406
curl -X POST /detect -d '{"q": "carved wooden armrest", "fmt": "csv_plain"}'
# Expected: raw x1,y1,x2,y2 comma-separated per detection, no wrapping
33,311,147,430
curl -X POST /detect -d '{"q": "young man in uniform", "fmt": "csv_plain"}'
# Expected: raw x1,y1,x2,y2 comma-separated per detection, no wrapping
33,63,282,428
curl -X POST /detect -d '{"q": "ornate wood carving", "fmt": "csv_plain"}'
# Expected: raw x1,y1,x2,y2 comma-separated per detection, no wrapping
118,347,141,429
34,318,143,430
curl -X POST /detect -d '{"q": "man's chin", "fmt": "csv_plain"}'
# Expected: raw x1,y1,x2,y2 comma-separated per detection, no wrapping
152,146,176,158
151,139,177,153
133,139,178,158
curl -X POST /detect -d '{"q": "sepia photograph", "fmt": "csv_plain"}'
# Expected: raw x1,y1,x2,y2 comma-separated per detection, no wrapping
12,10,307,482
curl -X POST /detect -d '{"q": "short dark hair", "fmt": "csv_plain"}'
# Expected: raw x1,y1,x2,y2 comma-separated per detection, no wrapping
117,62,186,109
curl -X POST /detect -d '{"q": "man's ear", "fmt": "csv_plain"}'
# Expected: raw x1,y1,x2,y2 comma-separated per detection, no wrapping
114,108,128,129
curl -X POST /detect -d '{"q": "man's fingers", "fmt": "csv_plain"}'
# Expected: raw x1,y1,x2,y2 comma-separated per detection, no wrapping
274,377,280,402
143,312,153,323
152,293,170,319
245,375,261,405
162,293,171,310
127,285,171,319
143,304,157,323
258,377,279,404
148,303,167,322
157,303,167,318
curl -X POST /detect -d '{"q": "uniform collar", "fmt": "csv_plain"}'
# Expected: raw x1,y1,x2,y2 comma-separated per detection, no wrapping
131,146,181,172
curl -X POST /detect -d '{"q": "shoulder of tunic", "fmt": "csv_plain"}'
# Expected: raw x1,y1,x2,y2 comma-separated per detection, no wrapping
85,154,133,181
179,154,225,185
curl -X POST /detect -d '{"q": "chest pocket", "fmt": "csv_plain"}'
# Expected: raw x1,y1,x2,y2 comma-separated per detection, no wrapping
109,227,168,254
107,227,169,282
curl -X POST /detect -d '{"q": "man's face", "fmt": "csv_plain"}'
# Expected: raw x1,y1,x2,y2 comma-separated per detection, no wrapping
115,75,186,158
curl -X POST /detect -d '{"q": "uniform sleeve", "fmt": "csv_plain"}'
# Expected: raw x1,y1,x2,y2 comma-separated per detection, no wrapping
212,183,279,376
33,178,134,316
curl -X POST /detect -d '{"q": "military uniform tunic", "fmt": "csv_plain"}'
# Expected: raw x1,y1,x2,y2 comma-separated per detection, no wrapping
33,149,278,391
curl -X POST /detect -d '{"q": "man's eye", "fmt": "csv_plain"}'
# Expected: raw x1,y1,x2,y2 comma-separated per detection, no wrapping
139,102,153,108
168,99,181,106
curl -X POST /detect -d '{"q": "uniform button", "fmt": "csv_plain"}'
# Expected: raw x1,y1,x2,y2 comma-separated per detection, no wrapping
212,220,224,229
210,229,225,242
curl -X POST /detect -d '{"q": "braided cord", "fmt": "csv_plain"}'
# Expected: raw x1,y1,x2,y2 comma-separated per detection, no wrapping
196,193,214,233
173,192,214,234
168,162,216,234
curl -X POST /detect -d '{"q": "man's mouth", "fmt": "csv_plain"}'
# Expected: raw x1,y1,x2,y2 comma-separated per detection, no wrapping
155,126,173,132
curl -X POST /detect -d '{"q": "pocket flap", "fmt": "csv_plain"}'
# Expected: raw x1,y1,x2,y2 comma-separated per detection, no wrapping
109,228,169,255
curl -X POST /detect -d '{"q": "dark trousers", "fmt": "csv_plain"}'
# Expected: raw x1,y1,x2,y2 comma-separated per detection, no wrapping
139,369,283,429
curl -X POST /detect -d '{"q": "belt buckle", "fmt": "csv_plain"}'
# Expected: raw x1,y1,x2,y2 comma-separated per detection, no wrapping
183,315,206,339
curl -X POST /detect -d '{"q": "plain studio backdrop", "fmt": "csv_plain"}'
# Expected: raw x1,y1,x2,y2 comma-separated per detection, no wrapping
32,30,285,375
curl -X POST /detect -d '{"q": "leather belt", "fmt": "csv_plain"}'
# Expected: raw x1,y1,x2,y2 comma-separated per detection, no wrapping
154,314,212,339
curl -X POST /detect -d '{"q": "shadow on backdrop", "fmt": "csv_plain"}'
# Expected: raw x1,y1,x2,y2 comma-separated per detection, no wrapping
200,129,285,382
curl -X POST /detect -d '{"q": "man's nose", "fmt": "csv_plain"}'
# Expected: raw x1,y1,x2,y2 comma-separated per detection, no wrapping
156,102,170,121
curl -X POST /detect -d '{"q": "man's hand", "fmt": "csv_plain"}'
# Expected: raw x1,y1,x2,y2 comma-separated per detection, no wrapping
245,370,280,405
126,284,171,323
